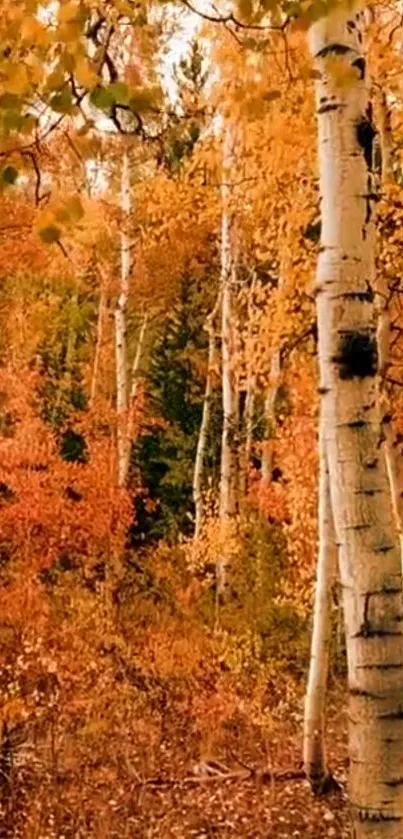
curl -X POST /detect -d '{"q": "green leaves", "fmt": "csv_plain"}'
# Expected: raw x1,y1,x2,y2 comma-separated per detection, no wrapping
39,225,62,244
0,165,18,188
50,89,74,114
36,196,84,247
90,83,160,114
89,87,116,112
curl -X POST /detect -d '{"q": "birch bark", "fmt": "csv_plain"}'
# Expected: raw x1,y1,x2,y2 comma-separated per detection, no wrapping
239,271,257,499
310,3,403,834
120,312,148,486
90,280,106,408
193,296,220,539
261,348,281,484
115,152,130,488
218,124,238,594
303,425,338,792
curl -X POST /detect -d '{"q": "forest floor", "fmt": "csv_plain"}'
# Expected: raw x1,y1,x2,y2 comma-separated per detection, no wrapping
1,687,350,838
109,694,350,839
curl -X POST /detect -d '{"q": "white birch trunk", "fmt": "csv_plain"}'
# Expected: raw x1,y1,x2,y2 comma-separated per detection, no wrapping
240,271,257,499
90,284,106,408
376,89,393,184
218,125,237,594
120,312,148,487
303,425,338,792
115,152,130,488
261,348,281,484
310,4,403,834
193,297,220,539
241,372,256,497
373,92,403,556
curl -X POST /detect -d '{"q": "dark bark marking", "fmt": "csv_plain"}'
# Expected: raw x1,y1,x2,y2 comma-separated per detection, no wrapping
374,543,395,554
357,488,382,496
347,419,366,428
349,687,385,699
379,708,403,720
356,810,402,823
303,218,321,242
352,57,365,79
355,109,376,171
385,778,403,788
318,103,342,114
364,458,378,469
354,628,402,638
357,663,403,670
338,285,374,303
316,43,350,58
333,330,378,379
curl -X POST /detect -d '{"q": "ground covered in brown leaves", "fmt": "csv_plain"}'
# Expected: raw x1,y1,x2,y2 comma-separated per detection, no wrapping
120,705,350,839
1,692,351,838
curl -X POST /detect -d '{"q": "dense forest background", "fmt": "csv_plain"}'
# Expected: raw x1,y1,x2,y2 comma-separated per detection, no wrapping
1,1,403,836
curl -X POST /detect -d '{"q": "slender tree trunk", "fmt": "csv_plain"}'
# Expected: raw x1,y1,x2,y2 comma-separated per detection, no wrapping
310,5,403,835
193,297,220,539
241,372,256,497
120,312,148,486
262,275,284,486
240,271,257,499
115,152,130,488
372,87,403,553
90,284,106,407
303,425,338,793
64,292,78,389
218,125,237,594
375,89,393,184
261,348,281,485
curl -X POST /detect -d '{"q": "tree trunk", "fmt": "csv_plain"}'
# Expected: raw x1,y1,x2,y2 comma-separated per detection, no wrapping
261,348,281,484
115,151,130,488
241,371,256,497
239,271,257,500
193,297,220,539
120,312,148,487
372,86,403,554
375,89,393,184
303,424,338,793
90,283,106,408
310,4,403,835
218,125,237,594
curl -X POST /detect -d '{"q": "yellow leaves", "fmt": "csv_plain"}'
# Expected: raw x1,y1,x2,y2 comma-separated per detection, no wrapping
73,128,101,159
56,196,85,224
1,64,30,97
58,1,81,24
35,196,85,246
128,85,162,113
75,57,98,90
26,54,45,87
21,16,50,46
237,0,253,21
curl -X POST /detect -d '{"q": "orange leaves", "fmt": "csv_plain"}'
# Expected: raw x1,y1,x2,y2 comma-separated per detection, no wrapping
35,194,85,245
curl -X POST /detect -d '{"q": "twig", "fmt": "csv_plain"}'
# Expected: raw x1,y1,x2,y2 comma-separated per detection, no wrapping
126,764,306,789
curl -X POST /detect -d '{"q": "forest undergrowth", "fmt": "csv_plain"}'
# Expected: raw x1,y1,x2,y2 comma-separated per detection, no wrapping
0,422,348,838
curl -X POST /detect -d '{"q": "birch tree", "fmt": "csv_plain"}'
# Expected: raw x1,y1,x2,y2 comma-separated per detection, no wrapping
115,151,130,488
309,3,403,834
218,124,238,593
193,296,220,539
303,420,338,793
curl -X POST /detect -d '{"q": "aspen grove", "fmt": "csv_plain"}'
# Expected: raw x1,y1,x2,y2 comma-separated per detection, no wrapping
2,1,403,837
